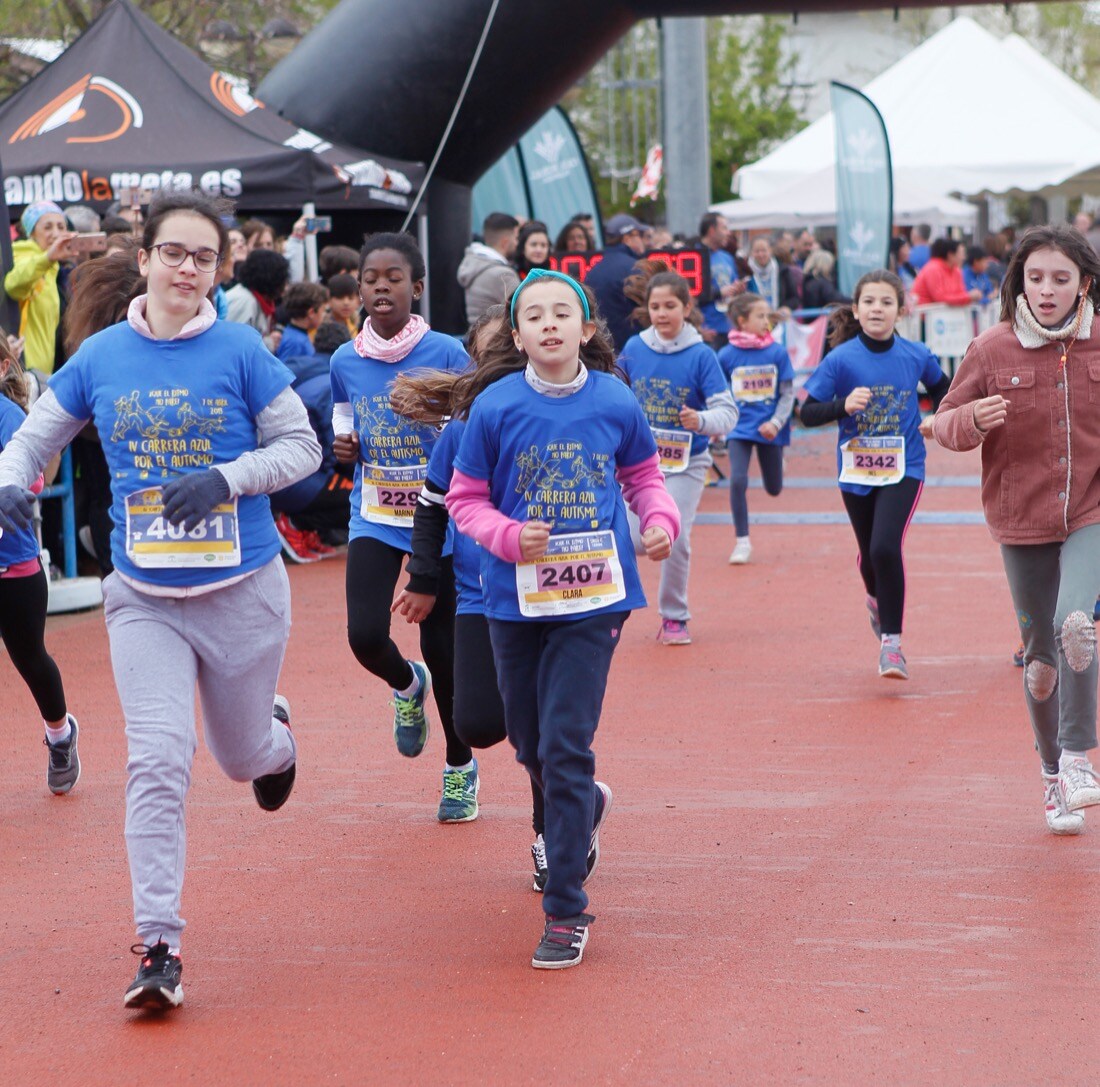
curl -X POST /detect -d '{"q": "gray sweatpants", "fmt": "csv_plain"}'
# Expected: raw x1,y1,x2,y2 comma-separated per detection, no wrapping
102,558,296,949
629,451,710,622
1001,522,1100,767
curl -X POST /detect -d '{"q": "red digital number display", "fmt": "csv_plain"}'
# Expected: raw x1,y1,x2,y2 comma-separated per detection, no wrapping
550,248,711,300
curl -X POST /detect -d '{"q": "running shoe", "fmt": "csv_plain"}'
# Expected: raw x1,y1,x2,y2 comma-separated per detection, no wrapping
1060,756,1100,811
44,716,80,795
866,597,882,640
531,833,548,893
657,619,692,645
300,529,338,558
393,661,431,757
584,781,613,885
252,696,296,811
531,913,595,970
123,941,183,1010
878,645,909,680
1012,643,1025,668
1043,773,1085,835
274,513,321,564
437,759,480,823
728,538,753,565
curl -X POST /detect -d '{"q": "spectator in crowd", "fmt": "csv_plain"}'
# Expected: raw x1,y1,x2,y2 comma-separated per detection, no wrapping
515,221,552,276
962,245,994,304
983,233,1008,287
278,282,329,361
911,238,982,307
794,229,817,267
241,218,276,251
224,247,290,353
326,273,362,337
571,212,598,248
101,215,135,241
105,198,143,226
554,221,591,254
698,211,740,345
800,249,846,309
773,235,803,302
648,225,673,249
457,211,521,324
584,212,650,350
4,201,75,375
908,223,932,271
63,205,100,235
1074,211,1094,234
319,245,359,283
744,235,801,314
890,236,918,289
104,232,140,258
227,225,248,265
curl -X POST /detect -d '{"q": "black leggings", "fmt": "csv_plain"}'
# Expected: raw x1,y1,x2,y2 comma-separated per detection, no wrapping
346,536,469,766
840,476,923,636
0,567,67,721
455,612,544,835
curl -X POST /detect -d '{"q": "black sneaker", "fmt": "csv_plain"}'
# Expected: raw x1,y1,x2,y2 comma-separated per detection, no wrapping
44,716,80,795
531,834,548,893
252,696,296,811
123,941,183,1009
531,913,595,970
584,781,612,885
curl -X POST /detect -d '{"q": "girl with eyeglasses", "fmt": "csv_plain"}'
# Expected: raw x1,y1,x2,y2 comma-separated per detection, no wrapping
0,191,322,1012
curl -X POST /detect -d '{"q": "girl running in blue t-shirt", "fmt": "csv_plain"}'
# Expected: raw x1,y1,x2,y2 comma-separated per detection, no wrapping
801,270,951,680
447,270,680,969
330,233,474,819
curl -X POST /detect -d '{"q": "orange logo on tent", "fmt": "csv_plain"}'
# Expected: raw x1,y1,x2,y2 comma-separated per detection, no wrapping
9,74,144,145
210,73,264,116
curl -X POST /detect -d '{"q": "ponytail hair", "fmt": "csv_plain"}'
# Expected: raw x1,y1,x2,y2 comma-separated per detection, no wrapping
0,328,27,410
727,291,766,329
624,260,702,329
826,269,905,349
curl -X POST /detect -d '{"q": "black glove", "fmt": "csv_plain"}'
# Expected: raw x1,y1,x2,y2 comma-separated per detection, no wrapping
0,483,37,535
161,470,230,532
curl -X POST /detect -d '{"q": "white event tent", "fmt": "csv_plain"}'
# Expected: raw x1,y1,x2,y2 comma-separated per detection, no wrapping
734,16,1100,202
710,166,977,230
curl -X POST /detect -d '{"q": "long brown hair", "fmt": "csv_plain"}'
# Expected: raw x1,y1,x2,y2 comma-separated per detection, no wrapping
391,283,618,425
624,260,703,330
64,248,145,354
999,224,1100,324
0,328,26,410
826,269,905,349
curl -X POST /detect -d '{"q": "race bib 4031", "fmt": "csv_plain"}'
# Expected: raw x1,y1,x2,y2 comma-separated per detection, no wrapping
125,487,241,568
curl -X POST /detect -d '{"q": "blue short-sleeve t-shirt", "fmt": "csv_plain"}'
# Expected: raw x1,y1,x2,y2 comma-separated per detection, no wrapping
329,330,468,552
0,397,39,567
702,248,737,335
802,334,944,495
454,370,654,623
426,419,480,616
718,341,795,446
618,335,729,459
49,320,292,586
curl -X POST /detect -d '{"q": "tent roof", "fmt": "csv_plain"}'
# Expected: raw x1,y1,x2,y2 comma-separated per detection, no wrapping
711,167,977,230
735,16,1100,201
0,0,423,212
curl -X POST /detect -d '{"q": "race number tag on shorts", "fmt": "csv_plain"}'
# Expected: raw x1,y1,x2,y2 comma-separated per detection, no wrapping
124,487,241,568
515,530,626,618
360,463,426,526
732,365,777,403
839,436,906,487
652,427,692,475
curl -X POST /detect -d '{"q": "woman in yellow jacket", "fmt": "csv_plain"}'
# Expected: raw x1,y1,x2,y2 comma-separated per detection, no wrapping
4,201,75,375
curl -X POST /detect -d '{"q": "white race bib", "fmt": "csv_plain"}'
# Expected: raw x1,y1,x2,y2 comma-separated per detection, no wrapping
360,463,426,526
732,364,778,403
651,426,692,475
125,487,241,568
515,530,626,618
839,436,906,487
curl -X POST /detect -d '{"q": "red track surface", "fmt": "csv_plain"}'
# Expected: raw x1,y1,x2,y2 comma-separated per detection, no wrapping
1,430,1093,1085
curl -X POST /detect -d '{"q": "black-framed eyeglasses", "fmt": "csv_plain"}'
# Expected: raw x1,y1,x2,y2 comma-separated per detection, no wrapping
150,243,221,274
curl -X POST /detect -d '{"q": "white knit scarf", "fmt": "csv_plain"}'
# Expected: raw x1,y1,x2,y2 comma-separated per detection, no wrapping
1013,293,1094,349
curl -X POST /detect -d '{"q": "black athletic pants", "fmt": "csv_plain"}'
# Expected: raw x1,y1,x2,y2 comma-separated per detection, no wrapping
0,567,67,721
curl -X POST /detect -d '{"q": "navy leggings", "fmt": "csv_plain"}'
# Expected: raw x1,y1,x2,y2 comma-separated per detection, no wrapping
727,439,785,536
0,567,67,721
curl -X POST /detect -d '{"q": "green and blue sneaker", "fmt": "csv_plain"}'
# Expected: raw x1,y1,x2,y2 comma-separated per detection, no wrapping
437,758,480,823
392,661,431,757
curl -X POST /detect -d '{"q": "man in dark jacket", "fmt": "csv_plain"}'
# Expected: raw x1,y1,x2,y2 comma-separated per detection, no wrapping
585,213,650,351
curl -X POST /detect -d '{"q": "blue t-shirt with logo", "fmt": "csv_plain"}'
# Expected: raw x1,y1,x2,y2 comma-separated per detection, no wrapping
718,341,795,447
702,248,737,335
803,334,944,496
454,370,655,623
329,330,468,552
277,323,314,361
618,334,729,458
0,396,39,567
426,419,481,616
49,320,292,586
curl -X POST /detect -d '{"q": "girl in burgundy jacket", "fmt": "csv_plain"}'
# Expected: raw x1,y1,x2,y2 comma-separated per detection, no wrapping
934,224,1100,836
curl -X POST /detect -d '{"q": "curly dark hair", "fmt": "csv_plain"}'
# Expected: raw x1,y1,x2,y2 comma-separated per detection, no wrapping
236,248,291,299
359,231,425,280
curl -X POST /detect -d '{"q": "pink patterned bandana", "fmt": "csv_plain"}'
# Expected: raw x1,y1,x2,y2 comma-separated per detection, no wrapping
354,314,430,363
727,328,774,349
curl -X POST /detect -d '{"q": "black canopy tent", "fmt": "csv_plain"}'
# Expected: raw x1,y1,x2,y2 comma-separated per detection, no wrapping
0,0,424,216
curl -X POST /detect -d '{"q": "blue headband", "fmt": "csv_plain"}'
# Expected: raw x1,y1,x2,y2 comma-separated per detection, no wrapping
509,268,591,327
21,201,63,239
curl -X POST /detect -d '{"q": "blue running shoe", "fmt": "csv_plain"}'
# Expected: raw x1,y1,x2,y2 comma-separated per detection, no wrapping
392,661,431,757
437,758,480,822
